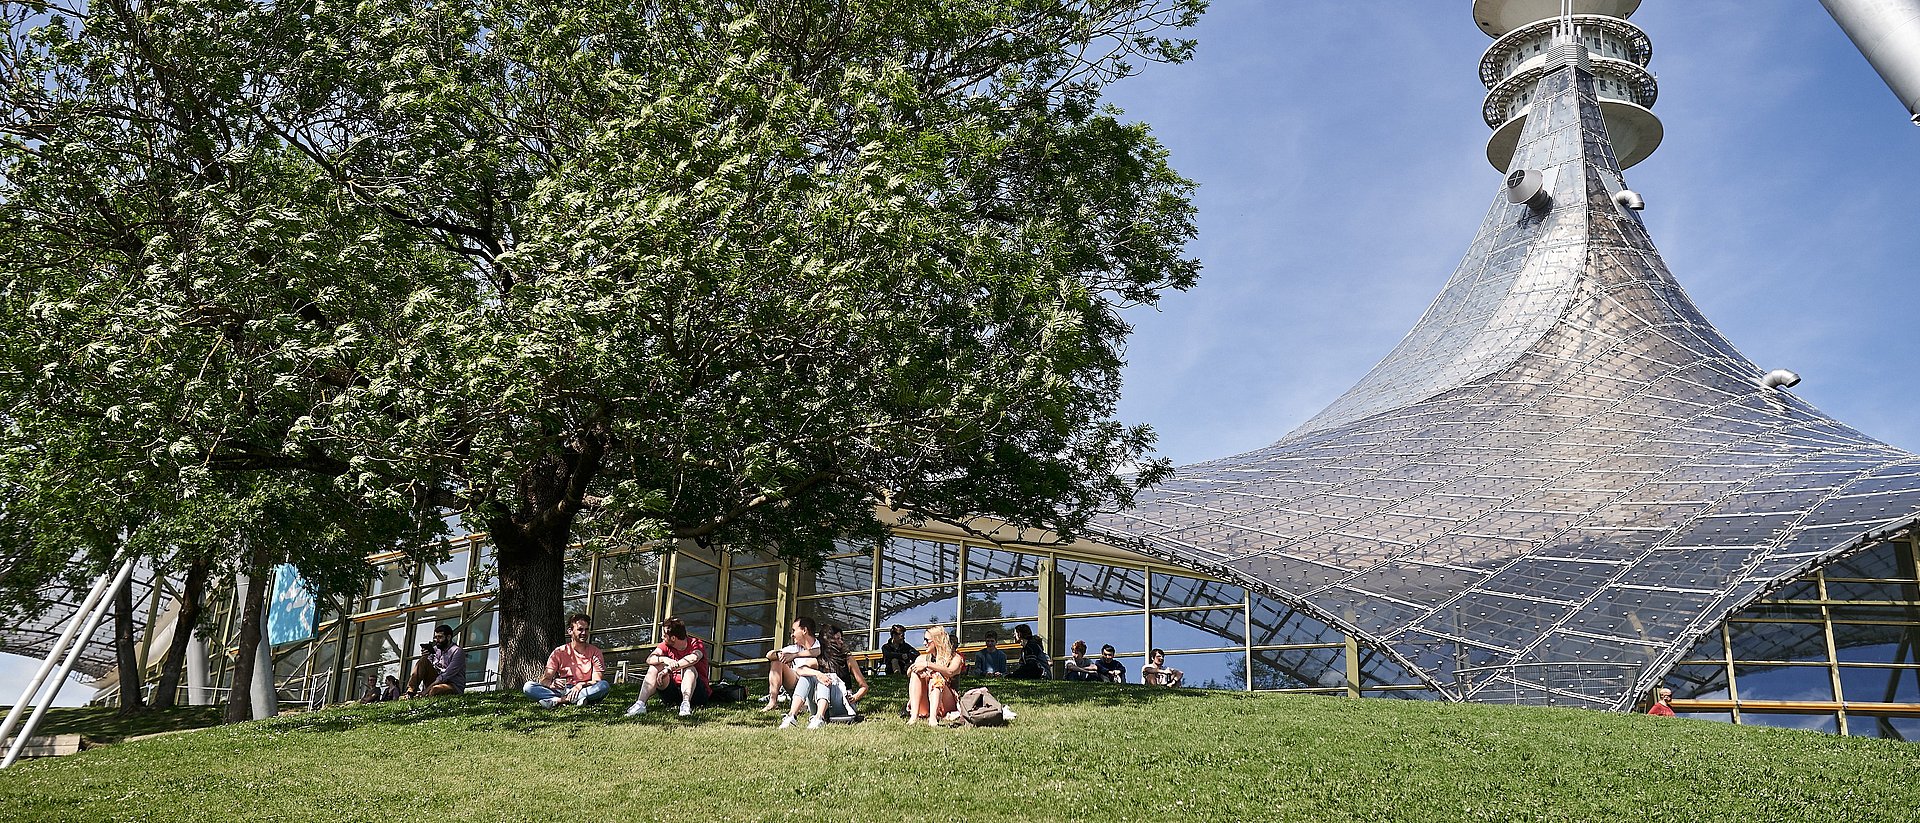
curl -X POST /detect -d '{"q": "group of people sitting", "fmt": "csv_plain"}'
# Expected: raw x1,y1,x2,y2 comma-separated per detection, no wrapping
359,623,469,703
511,612,1186,724
522,612,709,717
762,616,872,728
1059,642,1186,687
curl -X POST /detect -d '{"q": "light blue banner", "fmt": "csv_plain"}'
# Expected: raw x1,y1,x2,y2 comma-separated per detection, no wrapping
266,564,316,646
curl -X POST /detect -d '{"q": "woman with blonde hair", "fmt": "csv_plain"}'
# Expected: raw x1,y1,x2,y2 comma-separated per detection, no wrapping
905,625,966,726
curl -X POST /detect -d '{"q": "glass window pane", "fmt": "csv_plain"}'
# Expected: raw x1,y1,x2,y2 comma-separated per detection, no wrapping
1674,711,1735,723
726,602,779,643
1249,596,1342,647
1849,715,1920,741
1063,614,1144,656
1728,621,1829,663
1740,712,1838,733
593,588,656,632
1058,559,1144,610
1251,647,1346,691
723,639,774,664
674,607,716,644
966,547,1041,581
728,564,778,604
596,552,661,592
462,609,499,649
1832,623,1920,663
1159,650,1246,690
1664,664,1730,701
1150,610,1247,651
1733,664,1834,701
877,586,958,628
809,552,873,596
1824,579,1920,602
597,625,654,650
364,564,410,612
880,538,961,589
674,557,720,604
1827,604,1920,623
1837,666,1920,703
1151,574,1246,610
799,592,873,635
1357,649,1424,688
1678,627,1727,662
964,583,1039,626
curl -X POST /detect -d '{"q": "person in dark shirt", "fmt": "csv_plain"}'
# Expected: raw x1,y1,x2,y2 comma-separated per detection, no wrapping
879,624,917,676
1093,644,1126,684
974,632,1009,677
1010,623,1051,679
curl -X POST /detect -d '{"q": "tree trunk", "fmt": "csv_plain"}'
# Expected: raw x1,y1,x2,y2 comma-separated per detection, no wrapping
225,550,269,723
151,556,210,710
112,574,147,715
491,516,573,688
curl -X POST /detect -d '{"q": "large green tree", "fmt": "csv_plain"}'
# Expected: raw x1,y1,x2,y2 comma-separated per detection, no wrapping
4,0,1206,685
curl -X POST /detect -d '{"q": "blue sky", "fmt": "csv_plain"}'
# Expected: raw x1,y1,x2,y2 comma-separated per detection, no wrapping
1107,1,1920,466
7,1,1917,709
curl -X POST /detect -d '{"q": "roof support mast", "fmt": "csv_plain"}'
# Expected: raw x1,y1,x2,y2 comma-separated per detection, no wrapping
1819,0,1920,125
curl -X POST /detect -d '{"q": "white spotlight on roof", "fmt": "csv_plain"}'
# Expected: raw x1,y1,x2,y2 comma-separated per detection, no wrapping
1762,369,1801,390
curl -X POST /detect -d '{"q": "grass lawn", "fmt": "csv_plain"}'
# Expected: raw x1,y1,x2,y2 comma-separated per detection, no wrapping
7,704,225,744
2,679,1916,823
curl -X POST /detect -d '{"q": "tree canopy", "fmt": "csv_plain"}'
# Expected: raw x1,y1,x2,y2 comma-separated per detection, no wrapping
3,0,1206,684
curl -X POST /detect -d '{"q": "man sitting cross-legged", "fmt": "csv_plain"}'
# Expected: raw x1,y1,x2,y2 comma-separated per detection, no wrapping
523,612,610,708
761,616,820,711
625,616,710,718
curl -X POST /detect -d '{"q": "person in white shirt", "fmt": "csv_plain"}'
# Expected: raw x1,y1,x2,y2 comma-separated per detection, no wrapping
761,616,819,711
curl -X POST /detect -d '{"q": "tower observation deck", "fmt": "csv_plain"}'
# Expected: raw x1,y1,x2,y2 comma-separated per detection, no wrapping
1476,0,1662,170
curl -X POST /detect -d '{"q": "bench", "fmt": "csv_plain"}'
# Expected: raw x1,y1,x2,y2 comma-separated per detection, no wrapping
2,734,85,759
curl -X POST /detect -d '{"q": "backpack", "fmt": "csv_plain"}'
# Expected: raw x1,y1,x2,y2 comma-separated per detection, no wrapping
956,687,1009,727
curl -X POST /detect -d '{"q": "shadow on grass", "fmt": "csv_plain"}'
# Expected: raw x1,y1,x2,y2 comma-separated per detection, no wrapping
256,677,1205,736
10,705,227,744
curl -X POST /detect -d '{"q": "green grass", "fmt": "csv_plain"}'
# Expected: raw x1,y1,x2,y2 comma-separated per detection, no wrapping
2,680,1917,823
5,704,225,744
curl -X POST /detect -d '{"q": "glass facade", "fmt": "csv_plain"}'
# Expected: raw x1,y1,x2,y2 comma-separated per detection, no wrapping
183,530,1435,705
1094,52,1920,715
1665,532,1920,738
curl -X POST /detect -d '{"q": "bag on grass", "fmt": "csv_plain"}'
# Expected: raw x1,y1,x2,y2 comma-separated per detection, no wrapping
956,687,1008,727
710,680,748,703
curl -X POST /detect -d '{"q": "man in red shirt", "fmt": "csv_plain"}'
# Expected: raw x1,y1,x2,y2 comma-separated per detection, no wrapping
524,613,609,708
626,615,709,717
1647,687,1676,717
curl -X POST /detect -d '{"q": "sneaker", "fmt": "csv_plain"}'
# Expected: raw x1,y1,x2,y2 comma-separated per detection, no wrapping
778,716,795,729
624,699,647,717
678,703,692,717
806,715,825,730
572,689,590,707
538,697,560,709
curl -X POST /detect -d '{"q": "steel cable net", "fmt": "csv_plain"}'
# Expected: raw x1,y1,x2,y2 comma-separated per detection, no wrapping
1096,62,1920,710
0,569,162,681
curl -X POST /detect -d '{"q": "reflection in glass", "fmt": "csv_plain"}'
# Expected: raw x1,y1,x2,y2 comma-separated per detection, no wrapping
1832,622,1920,663
1058,559,1144,609
1064,614,1144,655
964,585,1039,627
597,625,654,650
1161,650,1247,690
1850,714,1920,741
726,602,779,642
1151,574,1247,610
880,538,960,589
1251,647,1346,691
1249,596,1342,647
1837,666,1920,703
1740,712,1838,733
877,586,958,628
799,592,872,635
966,547,1041,581
674,558,720,604
593,588,656,631
1663,664,1730,700
1732,665,1834,701
1727,621,1829,663
728,564,778,604
811,552,873,596
596,552,661,592
1149,610,1246,651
